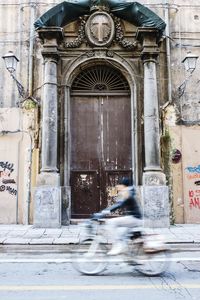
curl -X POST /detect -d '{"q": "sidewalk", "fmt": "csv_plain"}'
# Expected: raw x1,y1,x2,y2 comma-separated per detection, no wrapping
0,224,199,246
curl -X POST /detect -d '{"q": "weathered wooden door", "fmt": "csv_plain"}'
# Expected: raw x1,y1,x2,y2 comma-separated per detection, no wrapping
70,94,132,218
70,65,132,218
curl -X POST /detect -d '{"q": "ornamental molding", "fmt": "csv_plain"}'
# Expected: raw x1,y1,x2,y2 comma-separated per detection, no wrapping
64,14,138,50
64,17,86,48
114,17,138,50
85,11,115,47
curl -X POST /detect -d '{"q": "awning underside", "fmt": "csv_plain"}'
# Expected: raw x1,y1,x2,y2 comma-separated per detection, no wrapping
34,0,166,35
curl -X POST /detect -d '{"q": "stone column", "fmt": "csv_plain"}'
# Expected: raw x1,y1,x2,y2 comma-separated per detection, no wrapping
34,27,63,228
136,28,169,227
41,57,58,173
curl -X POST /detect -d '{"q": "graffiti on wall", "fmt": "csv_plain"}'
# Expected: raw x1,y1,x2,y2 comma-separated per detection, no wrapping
0,161,17,196
188,189,200,209
185,165,200,210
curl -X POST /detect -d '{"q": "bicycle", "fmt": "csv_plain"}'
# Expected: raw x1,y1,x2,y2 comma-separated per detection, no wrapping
72,216,170,276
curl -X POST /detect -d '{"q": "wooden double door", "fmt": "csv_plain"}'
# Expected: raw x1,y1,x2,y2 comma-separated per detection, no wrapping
70,94,132,218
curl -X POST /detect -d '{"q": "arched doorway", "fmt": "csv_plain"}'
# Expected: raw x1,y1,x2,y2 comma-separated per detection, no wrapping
70,64,132,218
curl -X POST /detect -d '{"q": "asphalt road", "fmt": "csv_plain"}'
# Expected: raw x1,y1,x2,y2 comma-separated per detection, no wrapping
0,246,199,300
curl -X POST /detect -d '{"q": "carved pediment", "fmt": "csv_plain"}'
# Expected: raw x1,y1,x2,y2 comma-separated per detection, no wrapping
64,13,138,50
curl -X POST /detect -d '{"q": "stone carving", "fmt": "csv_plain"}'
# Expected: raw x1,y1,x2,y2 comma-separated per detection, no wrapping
143,171,166,186
106,50,114,57
65,17,86,48
64,13,138,50
85,50,95,57
114,17,137,50
85,11,115,47
90,0,110,13
145,175,161,185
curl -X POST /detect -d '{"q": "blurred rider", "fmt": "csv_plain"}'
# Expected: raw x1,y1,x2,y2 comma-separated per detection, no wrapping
96,177,143,255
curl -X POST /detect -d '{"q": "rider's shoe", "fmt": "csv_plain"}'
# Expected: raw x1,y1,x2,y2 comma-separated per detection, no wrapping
107,242,127,255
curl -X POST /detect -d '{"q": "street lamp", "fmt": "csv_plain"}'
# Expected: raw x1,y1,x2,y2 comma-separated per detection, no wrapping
2,51,39,105
2,51,27,99
182,52,199,74
178,52,199,98
2,51,19,74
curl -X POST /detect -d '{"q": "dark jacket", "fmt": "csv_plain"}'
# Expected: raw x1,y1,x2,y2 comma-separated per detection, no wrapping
108,186,142,219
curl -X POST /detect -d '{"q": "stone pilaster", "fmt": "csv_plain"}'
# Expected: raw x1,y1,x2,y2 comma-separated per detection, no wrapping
136,28,166,185
136,28,169,227
34,27,63,228
38,27,63,173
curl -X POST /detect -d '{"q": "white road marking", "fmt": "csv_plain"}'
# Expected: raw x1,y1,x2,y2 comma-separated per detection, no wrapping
0,284,199,291
0,256,199,263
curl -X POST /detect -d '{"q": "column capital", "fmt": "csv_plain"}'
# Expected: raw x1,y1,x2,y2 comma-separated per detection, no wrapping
37,27,64,59
37,27,64,44
136,27,160,61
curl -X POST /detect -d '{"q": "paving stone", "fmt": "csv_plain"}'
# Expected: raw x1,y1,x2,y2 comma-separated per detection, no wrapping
0,237,7,244
0,231,9,237
0,224,199,245
44,229,63,235
53,237,79,244
23,234,44,239
29,238,55,245
7,231,27,237
3,238,31,245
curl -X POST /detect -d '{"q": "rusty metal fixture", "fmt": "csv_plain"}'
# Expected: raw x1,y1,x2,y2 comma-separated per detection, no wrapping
171,149,182,164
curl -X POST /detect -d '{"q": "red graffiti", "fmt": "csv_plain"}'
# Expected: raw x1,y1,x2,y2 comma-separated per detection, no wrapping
189,197,200,209
189,190,194,197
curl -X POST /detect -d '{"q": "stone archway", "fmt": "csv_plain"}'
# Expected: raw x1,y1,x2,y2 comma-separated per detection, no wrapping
60,54,139,222
69,64,132,218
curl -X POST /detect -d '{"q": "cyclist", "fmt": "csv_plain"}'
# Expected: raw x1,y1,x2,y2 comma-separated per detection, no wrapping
93,177,143,255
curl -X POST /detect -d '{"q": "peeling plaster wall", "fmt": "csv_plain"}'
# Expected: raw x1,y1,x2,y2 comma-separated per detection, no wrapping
168,1,200,122
164,0,200,223
165,103,200,223
168,126,184,224
0,108,35,224
168,125,200,224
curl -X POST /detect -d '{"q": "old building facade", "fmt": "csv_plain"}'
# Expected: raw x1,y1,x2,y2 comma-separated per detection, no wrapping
0,0,200,225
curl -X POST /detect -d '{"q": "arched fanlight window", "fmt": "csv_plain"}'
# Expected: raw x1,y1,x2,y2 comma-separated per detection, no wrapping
71,65,130,92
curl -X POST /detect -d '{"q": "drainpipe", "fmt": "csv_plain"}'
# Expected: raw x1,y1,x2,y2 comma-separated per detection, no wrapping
25,1,36,224
28,1,36,96
24,133,33,225
163,0,172,103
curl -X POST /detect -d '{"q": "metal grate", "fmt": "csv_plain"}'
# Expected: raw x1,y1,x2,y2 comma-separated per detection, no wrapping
71,65,130,92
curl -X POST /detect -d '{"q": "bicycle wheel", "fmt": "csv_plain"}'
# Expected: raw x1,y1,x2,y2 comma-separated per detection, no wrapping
135,245,170,276
72,238,108,275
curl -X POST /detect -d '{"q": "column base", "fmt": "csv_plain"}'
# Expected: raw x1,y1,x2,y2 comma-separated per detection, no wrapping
140,185,170,228
141,171,169,228
34,172,61,228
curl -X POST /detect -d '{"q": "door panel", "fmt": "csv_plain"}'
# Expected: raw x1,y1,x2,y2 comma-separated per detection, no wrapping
71,96,99,170
71,171,100,218
102,95,132,170
70,95,132,218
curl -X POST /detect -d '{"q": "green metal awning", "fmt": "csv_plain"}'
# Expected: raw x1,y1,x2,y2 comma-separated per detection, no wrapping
34,0,166,35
